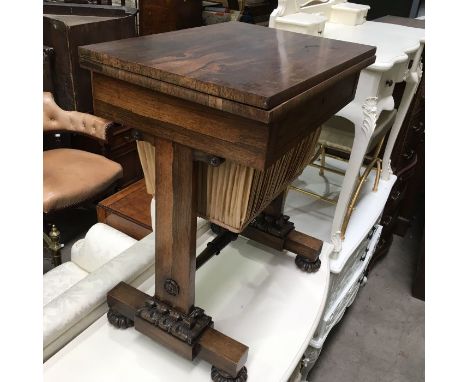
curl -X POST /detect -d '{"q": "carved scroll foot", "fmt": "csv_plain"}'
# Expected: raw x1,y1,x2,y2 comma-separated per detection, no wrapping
242,212,323,273
211,366,248,382
107,308,134,329
295,255,321,273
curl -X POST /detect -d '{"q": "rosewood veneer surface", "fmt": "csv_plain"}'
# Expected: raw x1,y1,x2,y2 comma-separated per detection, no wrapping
80,22,376,170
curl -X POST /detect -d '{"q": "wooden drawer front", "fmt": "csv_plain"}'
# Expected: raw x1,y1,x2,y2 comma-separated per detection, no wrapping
91,69,362,171
97,179,152,238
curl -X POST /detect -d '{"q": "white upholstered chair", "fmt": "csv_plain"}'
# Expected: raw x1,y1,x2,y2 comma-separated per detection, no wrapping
43,223,149,360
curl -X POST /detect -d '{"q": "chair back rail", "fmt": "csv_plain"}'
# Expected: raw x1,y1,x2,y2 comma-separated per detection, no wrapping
43,92,113,142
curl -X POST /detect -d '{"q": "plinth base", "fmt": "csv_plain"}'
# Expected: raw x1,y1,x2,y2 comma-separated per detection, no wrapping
241,214,323,273
107,282,248,378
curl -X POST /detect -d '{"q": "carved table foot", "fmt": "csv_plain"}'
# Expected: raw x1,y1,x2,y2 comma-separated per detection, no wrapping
107,283,249,377
211,366,248,382
107,308,134,329
242,212,323,273
295,255,321,273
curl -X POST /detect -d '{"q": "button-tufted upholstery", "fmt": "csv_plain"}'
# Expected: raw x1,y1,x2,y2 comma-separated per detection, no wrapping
43,91,111,141
43,92,123,214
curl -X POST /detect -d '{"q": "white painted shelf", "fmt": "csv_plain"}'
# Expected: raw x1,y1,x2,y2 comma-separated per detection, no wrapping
287,156,396,273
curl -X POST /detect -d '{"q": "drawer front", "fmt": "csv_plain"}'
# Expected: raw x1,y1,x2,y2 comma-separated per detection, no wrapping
312,225,381,346
378,74,397,103
326,224,379,315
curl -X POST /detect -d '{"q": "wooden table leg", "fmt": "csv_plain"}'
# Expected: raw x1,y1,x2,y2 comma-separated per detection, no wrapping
107,138,249,381
154,137,197,313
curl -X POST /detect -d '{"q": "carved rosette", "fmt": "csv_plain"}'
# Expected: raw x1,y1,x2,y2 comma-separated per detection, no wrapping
211,366,248,382
164,279,180,296
361,97,378,139
137,298,212,345
107,308,134,329
295,255,321,273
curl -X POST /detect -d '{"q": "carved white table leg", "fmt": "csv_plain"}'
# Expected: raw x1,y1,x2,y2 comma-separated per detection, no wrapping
330,97,378,252
381,64,423,180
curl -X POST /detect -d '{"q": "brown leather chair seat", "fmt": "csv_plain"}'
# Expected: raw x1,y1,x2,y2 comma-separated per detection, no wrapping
43,148,123,213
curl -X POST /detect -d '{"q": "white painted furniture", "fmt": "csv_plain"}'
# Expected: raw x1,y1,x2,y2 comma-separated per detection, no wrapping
44,228,331,382
270,0,425,253
287,157,395,374
43,223,142,361
329,2,370,25
270,3,424,371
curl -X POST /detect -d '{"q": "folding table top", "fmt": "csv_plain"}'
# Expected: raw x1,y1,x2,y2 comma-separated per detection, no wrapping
79,21,376,110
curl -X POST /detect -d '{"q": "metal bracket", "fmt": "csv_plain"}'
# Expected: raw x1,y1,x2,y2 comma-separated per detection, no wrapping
193,151,225,167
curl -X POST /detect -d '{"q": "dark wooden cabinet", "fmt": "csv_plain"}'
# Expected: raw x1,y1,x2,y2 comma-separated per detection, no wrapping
43,46,55,93
43,2,142,187
97,179,153,240
43,2,138,113
139,0,203,35
352,0,423,20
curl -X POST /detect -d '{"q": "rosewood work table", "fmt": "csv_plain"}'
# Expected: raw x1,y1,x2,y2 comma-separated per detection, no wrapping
79,21,375,381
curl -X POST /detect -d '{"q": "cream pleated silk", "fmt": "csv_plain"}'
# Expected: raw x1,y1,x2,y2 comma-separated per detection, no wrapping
136,128,320,233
